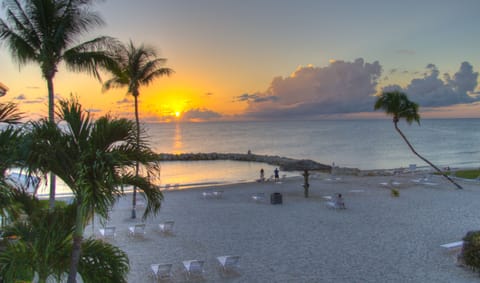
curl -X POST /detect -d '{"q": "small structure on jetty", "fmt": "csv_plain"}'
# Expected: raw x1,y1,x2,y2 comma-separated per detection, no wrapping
157,152,331,172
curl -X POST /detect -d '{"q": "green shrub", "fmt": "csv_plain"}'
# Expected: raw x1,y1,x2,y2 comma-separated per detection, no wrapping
461,231,480,270
455,169,480,180
390,188,400,197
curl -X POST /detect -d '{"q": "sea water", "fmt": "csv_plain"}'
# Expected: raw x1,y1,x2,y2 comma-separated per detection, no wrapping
34,118,479,196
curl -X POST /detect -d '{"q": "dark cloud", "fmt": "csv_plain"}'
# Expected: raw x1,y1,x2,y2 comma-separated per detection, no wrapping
116,98,132,104
240,58,382,119
182,108,221,121
382,62,479,107
14,94,26,100
87,108,102,113
234,93,278,103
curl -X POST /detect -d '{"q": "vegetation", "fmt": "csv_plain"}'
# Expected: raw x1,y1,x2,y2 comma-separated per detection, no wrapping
23,97,163,283
390,188,400,197
455,169,480,180
103,40,173,218
374,91,463,190
0,0,119,208
0,191,129,283
460,231,480,271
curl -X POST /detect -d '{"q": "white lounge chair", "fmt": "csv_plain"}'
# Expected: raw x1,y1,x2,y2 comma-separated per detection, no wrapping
202,191,213,199
212,190,223,199
251,193,266,203
326,199,346,210
128,223,146,237
217,255,240,273
99,226,116,240
441,241,463,250
151,263,173,281
182,259,204,280
158,221,175,234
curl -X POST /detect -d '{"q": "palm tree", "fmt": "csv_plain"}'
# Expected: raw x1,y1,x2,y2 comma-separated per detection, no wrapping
374,91,462,189
0,192,129,283
103,40,173,218
24,97,163,283
0,0,119,208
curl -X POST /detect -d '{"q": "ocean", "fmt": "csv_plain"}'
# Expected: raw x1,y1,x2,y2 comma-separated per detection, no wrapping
34,118,480,195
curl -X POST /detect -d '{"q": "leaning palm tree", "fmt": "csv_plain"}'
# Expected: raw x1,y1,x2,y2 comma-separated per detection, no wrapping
0,191,129,283
0,0,119,208
103,40,173,218
25,97,163,283
374,91,462,189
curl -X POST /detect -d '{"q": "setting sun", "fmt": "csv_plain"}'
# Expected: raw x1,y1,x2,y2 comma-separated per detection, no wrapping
175,111,180,117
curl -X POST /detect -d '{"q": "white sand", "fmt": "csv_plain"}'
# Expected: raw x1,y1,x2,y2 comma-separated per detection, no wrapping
85,173,480,282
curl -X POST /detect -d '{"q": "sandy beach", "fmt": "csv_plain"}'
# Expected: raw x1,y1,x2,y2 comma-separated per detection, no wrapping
85,172,480,282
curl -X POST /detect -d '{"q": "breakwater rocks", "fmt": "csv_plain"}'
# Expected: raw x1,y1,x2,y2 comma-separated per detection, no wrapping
157,152,331,172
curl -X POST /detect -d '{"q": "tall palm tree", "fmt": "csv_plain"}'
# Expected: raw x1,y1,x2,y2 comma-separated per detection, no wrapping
25,97,163,283
103,40,173,218
374,91,462,189
0,192,129,283
0,0,119,208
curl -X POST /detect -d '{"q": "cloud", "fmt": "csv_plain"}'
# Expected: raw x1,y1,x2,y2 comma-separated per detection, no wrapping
234,93,278,103
86,108,102,113
382,62,479,107
14,94,26,100
15,95,44,104
239,58,382,119
116,98,132,104
182,108,222,121
205,92,214,96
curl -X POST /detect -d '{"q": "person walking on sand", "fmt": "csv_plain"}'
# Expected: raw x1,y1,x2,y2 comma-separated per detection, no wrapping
274,168,279,182
260,168,265,182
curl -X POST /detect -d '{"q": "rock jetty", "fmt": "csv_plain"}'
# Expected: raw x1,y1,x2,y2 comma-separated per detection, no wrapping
157,152,331,172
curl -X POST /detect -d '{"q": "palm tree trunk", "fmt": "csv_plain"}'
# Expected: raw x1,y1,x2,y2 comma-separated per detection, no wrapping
47,76,56,209
394,122,462,189
67,201,85,283
131,95,140,219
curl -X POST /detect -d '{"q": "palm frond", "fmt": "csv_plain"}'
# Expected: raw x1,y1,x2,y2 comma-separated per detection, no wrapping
0,102,24,124
79,238,129,283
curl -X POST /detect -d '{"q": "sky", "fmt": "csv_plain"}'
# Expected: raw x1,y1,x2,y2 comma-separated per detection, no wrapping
1,0,480,122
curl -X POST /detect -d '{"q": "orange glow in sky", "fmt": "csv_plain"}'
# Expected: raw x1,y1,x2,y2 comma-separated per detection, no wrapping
1,1,479,122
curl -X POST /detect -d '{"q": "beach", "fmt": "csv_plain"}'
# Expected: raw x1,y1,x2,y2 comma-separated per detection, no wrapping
86,172,480,282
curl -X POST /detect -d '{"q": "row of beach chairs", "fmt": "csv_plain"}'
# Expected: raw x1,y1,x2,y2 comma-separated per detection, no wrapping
151,255,241,281
98,221,175,240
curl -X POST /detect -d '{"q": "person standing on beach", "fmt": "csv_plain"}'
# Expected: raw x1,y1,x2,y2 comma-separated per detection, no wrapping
260,168,265,182
274,168,279,182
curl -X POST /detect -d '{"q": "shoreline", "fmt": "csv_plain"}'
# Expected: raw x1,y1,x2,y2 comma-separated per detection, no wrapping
34,164,478,200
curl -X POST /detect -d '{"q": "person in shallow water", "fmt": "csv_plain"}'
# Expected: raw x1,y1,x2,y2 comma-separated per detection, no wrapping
274,168,279,182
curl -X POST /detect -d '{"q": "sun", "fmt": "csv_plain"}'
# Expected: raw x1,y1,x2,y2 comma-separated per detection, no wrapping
175,111,181,118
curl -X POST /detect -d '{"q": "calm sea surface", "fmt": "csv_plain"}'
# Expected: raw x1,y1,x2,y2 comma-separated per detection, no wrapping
36,118,480,195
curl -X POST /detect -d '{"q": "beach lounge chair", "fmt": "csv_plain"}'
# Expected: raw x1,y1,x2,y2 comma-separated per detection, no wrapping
251,193,266,203
217,255,240,273
99,226,116,240
441,241,463,250
327,201,346,209
182,259,204,280
212,190,223,199
151,263,173,281
202,191,213,199
159,221,175,234
128,223,146,237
